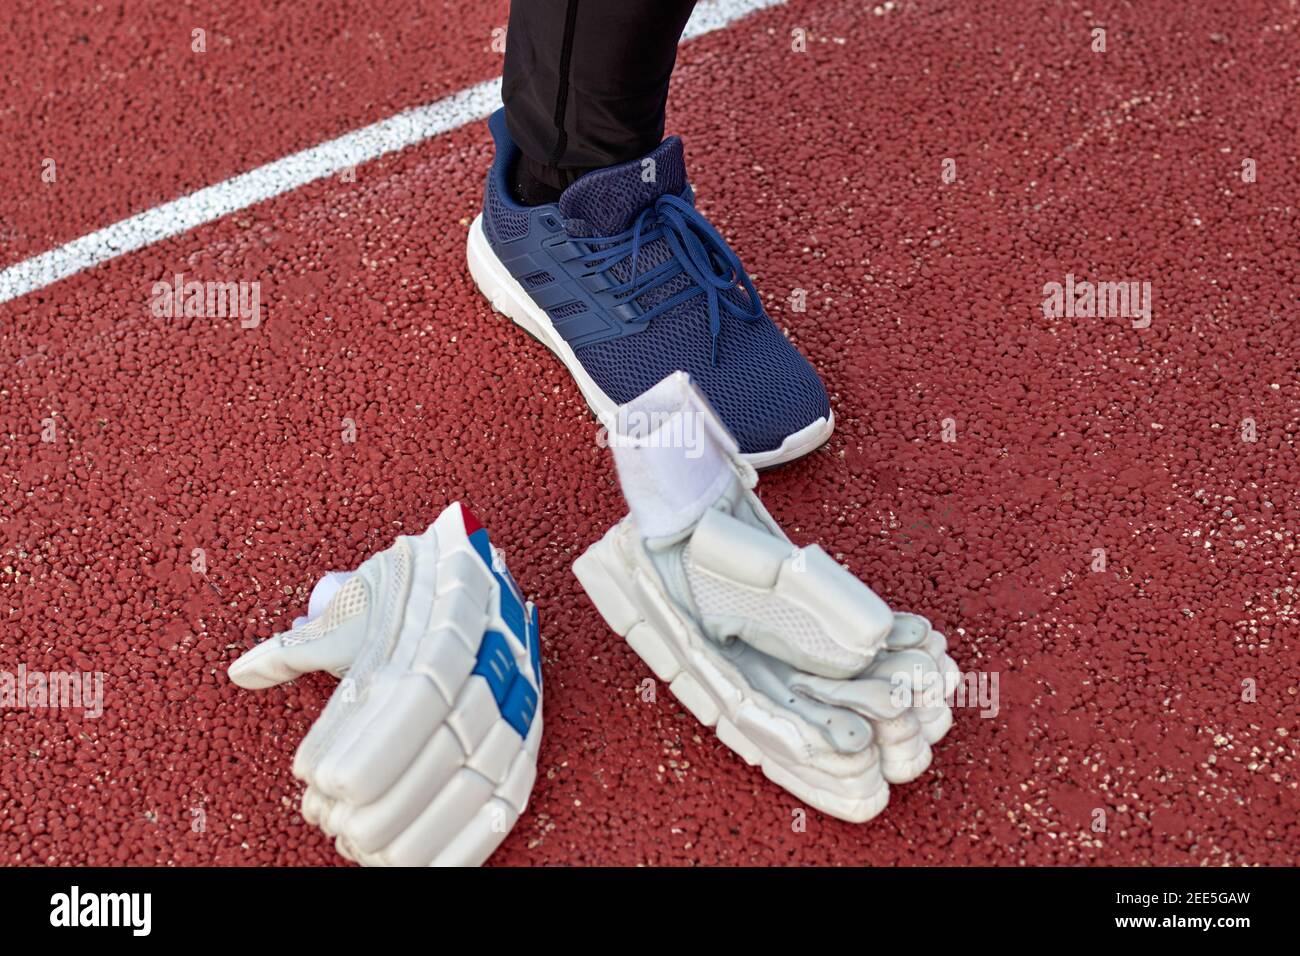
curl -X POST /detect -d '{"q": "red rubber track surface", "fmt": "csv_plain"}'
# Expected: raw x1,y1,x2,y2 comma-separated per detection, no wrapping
0,0,508,267
1,0,1297,866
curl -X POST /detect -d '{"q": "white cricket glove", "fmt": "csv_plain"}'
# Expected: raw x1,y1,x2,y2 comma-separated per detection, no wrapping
228,502,542,866
573,373,959,822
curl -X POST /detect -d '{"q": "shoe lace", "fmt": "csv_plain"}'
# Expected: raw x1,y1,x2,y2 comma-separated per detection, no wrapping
582,193,765,364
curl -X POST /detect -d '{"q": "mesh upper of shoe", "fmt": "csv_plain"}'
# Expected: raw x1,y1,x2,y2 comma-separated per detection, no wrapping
480,117,830,455
558,138,688,236
575,297,829,453
485,171,530,244
557,144,828,453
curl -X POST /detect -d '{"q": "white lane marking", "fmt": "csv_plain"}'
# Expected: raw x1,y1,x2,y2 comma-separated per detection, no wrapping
0,0,786,306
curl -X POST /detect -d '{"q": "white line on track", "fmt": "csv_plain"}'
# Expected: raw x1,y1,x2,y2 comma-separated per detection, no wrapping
0,0,786,306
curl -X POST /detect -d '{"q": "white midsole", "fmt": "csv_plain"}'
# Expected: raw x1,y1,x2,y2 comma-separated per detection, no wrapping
466,214,834,468
572,520,891,823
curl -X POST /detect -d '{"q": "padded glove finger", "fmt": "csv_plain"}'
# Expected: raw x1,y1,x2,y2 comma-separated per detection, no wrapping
230,503,543,867
227,572,371,689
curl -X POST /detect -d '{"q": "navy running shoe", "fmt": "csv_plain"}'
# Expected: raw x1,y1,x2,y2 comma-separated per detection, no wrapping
467,108,833,467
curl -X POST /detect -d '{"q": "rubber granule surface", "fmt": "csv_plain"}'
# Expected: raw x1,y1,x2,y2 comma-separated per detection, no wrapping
0,0,1296,865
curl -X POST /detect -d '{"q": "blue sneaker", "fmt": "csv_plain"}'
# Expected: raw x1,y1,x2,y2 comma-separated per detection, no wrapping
467,109,833,467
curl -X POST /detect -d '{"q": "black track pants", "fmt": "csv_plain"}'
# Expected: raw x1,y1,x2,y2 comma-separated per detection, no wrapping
503,0,699,191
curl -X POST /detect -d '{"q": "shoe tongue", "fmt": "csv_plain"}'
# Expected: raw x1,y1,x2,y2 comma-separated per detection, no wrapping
558,137,687,237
